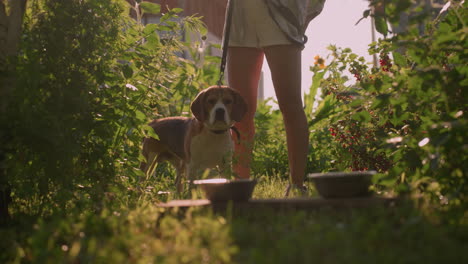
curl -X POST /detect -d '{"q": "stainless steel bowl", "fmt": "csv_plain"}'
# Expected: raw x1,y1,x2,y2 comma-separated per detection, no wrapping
193,178,257,202
308,171,376,198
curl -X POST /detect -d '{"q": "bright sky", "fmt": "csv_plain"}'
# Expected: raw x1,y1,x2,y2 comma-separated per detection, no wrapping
262,0,375,101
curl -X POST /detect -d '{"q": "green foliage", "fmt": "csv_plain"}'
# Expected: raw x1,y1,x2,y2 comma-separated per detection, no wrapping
230,204,467,264
139,1,161,15
6,0,125,214
251,100,289,178
2,204,237,263
1,0,467,262
305,46,393,174
307,0,467,218
2,180,467,263
2,0,213,215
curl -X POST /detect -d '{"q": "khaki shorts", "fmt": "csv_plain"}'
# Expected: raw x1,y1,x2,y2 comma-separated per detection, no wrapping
228,0,293,48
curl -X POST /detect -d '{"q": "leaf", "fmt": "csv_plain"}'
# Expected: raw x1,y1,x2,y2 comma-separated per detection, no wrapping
392,52,407,67
372,173,396,186
145,33,160,47
122,64,133,79
351,111,372,122
373,78,385,92
160,12,171,22
311,70,326,91
374,16,388,37
143,125,159,140
198,23,208,36
140,2,161,15
349,53,358,61
170,8,183,14
305,70,326,116
363,9,371,18
143,23,158,34
355,9,371,25
390,112,410,126
371,94,391,109
348,98,364,108
310,95,338,126
135,110,146,122
166,21,178,28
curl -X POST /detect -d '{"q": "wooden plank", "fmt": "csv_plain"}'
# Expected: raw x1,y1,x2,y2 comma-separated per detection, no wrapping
157,197,398,211
160,199,211,208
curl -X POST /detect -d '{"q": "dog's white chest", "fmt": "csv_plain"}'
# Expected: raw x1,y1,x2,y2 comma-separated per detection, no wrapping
189,130,233,168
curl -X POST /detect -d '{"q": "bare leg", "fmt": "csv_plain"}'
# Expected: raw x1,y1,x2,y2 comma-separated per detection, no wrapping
264,45,309,187
227,47,264,179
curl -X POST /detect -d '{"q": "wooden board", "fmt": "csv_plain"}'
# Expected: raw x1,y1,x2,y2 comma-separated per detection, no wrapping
158,197,398,211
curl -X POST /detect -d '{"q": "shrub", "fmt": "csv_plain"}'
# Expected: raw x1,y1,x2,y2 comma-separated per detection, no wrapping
2,0,211,215
306,0,467,220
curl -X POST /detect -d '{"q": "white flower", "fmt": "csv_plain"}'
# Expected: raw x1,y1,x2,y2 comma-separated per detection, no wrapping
418,138,430,147
125,83,138,91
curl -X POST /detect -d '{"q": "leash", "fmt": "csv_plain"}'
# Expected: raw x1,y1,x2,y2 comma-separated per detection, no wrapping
215,0,240,145
217,0,234,86
230,126,241,144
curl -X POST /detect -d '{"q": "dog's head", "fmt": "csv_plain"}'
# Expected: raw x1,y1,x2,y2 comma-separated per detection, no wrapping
191,86,247,130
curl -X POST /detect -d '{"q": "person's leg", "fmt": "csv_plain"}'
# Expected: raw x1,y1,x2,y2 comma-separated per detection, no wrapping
264,45,309,187
227,47,264,179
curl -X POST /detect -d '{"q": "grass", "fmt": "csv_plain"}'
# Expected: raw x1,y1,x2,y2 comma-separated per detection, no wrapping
1,175,467,263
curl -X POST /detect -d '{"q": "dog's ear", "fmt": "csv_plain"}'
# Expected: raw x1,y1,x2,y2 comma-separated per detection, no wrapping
191,90,206,122
230,88,248,122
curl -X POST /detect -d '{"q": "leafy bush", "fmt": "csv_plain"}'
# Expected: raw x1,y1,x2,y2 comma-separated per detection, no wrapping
306,0,467,220
5,0,125,214
2,204,237,263
1,0,467,262
2,0,211,215
305,46,394,173
251,100,289,178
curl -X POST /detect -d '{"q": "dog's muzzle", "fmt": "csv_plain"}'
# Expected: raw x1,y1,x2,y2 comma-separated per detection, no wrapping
215,108,226,122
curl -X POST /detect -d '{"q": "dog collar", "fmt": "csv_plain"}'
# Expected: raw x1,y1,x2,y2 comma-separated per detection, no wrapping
210,129,228,134
209,127,241,144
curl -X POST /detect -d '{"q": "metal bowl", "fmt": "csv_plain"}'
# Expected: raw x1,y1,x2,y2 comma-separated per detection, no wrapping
307,171,376,198
193,178,257,202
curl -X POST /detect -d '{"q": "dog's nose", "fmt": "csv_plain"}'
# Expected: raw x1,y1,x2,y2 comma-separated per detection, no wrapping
215,108,225,121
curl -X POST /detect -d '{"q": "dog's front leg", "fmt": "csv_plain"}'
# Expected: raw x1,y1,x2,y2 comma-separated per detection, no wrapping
185,163,196,192
174,169,183,193
174,160,186,193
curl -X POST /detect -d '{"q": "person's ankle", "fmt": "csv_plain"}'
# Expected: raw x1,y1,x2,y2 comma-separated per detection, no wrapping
284,183,308,197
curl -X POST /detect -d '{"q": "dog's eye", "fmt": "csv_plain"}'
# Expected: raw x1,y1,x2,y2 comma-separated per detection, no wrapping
223,99,232,105
208,99,217,105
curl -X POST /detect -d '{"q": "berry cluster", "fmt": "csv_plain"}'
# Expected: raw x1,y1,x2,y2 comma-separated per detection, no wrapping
348,53,393,81
350,68,362,81
328,119,392,172
379,53,392,72
349,61,366,82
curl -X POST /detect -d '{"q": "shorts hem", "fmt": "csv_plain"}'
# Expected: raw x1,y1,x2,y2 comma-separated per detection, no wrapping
228,40,294,49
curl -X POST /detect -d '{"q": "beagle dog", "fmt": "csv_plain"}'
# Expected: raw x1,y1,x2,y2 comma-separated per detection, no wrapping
140,85,247,192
